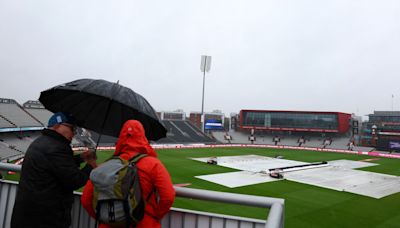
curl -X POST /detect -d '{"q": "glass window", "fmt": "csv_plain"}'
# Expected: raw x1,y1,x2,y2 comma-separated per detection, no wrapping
242,111,338,130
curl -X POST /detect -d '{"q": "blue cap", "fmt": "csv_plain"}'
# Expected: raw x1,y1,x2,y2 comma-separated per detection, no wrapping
48,112,77,127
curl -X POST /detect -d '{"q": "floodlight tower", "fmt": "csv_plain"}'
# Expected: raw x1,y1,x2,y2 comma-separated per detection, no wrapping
200,55,212,132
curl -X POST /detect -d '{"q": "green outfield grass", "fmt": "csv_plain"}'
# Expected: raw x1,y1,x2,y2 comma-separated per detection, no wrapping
4,147,400,227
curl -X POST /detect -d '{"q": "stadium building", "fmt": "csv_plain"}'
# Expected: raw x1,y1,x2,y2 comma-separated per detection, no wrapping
189,111,225,131
238,109,351,134
157,110,186,120
362,111,400,152
209,109,355,149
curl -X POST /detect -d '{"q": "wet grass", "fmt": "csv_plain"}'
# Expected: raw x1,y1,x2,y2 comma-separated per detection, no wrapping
4,147,400,227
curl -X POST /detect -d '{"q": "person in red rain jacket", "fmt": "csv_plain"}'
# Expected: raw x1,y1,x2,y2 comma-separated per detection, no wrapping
81,120,175,228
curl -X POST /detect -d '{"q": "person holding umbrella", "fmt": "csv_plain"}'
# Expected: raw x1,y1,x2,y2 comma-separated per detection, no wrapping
11,112,98,228
81,120,175,228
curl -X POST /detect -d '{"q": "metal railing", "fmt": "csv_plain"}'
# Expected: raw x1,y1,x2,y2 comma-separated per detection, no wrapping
174,186,284,228
0,162,284,228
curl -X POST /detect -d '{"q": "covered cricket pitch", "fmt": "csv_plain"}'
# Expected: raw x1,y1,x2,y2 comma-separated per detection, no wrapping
193,155,400,199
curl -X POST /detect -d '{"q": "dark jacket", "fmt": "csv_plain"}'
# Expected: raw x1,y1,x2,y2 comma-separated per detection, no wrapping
11,129,92,228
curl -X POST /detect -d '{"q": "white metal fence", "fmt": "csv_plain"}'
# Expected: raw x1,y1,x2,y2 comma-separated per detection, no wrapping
0,162,284,228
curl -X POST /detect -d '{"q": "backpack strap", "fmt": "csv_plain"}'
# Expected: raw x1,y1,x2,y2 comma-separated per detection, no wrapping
94,203,100,228
122,199,131,228
129,153,148,164
102,155,121,163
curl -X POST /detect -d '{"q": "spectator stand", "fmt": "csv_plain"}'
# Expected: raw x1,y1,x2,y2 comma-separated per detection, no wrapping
0,98,42,128
157,120,216,144
0,115,17,129
23,100,53,126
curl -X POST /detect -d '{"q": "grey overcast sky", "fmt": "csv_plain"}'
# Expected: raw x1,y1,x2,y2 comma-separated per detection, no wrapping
1,0,400,119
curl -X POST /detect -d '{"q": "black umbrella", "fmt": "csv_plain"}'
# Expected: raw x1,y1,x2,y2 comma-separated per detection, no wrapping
39,78,166,141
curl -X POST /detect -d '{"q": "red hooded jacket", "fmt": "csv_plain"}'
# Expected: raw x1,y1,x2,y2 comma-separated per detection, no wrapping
81,120,175,228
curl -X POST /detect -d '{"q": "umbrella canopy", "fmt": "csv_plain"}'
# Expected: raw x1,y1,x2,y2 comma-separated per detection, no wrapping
39,78,166,141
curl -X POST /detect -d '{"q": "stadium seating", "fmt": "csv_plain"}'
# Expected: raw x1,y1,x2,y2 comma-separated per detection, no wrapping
75,120,215,146
0,132,39,152
223,130,253,144
211,131,228,143
24,108,53,126
0,133,38,153
0,141,24,162
0,101,42,127
0,115,16,128
354,146,374,152
302,137,324,148
157,120,215,144
173,120,215,142
89,132,118,147
278,136,302,146
325,137,350,150
212,130,362,151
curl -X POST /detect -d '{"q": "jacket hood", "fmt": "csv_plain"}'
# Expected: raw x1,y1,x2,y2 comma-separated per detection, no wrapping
114,120,157,158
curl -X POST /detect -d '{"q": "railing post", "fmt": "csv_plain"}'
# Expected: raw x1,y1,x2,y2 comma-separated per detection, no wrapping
0,163,20,172
265,203,284,228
